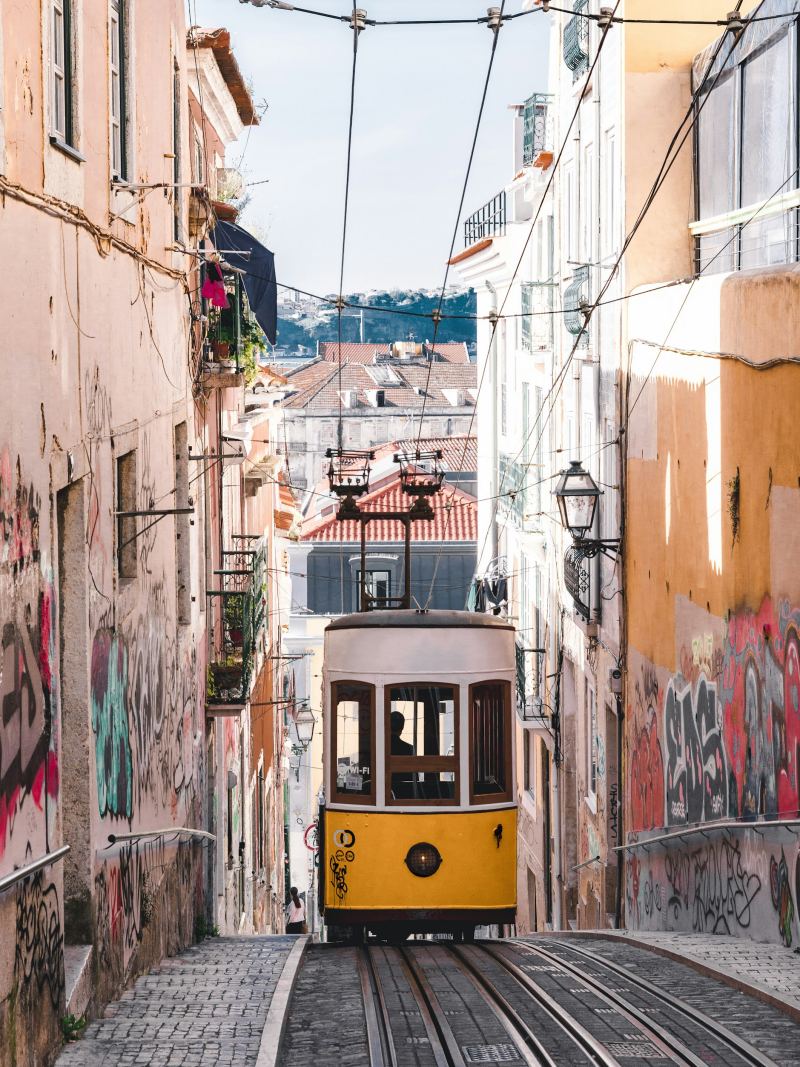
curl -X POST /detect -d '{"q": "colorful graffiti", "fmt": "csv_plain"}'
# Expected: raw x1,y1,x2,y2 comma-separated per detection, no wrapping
721,599,800,820
91,629,134,819
629,598,800,833
0,451,58,858
769,849,794,947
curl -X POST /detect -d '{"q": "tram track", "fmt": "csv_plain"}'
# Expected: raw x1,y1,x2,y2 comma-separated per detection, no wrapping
352,938,783,1067
507,939,779,1067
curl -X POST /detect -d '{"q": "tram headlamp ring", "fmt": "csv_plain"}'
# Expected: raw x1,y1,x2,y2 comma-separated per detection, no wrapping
404,842,442,878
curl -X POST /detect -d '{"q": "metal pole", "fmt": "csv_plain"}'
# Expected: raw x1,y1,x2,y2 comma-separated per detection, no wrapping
614,691,625,929
360,517,367,612
403,516,411,608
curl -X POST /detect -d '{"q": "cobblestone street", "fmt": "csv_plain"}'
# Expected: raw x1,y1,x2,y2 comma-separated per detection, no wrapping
56,937,296,1067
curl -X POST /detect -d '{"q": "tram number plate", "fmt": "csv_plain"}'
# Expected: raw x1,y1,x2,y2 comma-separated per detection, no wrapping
462,1045,522,1064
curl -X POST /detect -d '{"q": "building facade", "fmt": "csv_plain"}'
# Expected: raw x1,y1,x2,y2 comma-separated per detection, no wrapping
0,7,288,1063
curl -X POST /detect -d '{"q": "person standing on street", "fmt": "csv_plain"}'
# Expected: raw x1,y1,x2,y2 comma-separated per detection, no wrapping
286,886,306,933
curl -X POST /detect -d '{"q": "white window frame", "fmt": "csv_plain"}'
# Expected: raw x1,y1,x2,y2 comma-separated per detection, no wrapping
109,0,128,179
52,0,73,144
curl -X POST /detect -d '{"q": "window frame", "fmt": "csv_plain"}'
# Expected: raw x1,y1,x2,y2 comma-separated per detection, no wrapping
384,682,460,807
109,0,129,180
52,0,75,147
468,680,513,805
330,680,376,806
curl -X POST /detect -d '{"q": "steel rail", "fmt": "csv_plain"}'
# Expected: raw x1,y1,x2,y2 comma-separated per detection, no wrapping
0,844,70,895
397,945,467,1067
357,947,397,1067
528,940,778,1067
445,944,566,1067
510,941,752,1067
469,943,621,1067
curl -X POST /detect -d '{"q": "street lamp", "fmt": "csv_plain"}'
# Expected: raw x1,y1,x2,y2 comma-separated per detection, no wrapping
291,704,317,750
553,460,620,558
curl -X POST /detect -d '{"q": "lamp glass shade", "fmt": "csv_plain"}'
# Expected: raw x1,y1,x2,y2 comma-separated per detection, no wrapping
554,461,600,539
293,706,316,746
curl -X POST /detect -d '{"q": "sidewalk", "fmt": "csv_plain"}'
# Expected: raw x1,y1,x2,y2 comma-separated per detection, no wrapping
57,935,298,1066
579,930,800,1022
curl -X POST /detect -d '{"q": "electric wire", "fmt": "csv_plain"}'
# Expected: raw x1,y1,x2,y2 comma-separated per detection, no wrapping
414,0,507,447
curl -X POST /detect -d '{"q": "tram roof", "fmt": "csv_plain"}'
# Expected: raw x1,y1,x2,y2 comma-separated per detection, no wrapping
326,609,514,632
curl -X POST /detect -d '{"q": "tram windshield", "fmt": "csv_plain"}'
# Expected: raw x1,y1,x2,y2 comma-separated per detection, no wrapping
387,685,457,802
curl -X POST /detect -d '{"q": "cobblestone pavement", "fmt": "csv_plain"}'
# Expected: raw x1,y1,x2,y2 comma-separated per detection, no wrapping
527,935,800,1065
597,930,800,1014
57,936,296,1067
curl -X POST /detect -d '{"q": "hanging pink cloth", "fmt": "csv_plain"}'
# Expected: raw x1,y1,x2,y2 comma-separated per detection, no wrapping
201,260,229,309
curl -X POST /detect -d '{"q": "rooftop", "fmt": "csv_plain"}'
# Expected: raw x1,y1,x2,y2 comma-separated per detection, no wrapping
187,27,259,127
283,359,477,412
301,472,477,544
317,341,469,365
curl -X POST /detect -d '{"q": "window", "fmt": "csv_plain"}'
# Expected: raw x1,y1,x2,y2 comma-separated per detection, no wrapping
386,684,457,803
331,682,374,802
356,568,391,610
602,129,617,256
110,0,128,178
581,144,594,263
52,0,74,145
524,733,535,794
470,681,512,802
586,683,597,803
116,450,137,581
174,422,191,624
172,58,181,240
193,125,205,184
694,23,798,273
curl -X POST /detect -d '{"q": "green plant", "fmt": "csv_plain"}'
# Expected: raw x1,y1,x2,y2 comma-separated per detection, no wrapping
206,664,218,700
195,914,220,940
61,1014,87,1042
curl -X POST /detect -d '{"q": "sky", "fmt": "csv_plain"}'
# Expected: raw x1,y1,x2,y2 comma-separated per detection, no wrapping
190,0,550,295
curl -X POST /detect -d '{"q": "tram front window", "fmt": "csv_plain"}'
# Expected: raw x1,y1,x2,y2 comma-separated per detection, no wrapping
387,685,457,802
333,682,373,800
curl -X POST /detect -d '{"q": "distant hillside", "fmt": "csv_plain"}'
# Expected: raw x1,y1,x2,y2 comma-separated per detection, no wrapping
276,288,477,353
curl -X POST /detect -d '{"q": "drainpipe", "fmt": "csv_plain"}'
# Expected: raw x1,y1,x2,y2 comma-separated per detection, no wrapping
485,281,499,568
551,640,564,931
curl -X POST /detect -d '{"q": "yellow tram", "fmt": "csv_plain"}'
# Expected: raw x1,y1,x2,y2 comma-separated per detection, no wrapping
319,608,517,939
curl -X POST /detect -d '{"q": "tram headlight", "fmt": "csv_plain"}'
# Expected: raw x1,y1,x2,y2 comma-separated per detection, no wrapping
404,842,442,878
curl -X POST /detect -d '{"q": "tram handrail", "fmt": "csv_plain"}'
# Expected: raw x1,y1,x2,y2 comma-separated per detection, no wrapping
614,816,800,852
0,844,70,895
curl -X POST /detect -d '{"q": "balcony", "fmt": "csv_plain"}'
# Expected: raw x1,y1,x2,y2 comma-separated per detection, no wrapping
464,191,506,246
206,544,267,712
564,544,590,620
521,281,556,352
563,264,590,346
499,454,528,527
522,93,553,167
563,0,589,81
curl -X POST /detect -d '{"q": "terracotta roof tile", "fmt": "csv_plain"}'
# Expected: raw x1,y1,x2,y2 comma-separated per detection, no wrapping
301,475,476,544
283,360,476,411
188,27,259,127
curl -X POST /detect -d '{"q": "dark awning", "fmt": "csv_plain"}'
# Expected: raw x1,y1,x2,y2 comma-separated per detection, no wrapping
212,220,277,344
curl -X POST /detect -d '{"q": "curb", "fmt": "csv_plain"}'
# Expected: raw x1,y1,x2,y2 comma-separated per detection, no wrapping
255,935,310,1067
558,930,800,1025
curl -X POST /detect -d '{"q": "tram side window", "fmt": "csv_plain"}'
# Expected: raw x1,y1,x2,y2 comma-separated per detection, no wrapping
387,685,457,802
333,682,374,800
470,682,511,802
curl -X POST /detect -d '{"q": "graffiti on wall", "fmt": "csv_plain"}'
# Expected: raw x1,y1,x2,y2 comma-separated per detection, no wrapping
94,836,164,972
15,863,65,1010
90,581,200,823
0,449,59,858
628,598,800,833
626,833,799,942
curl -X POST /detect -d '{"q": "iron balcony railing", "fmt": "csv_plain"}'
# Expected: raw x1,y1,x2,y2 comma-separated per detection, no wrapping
499,454,528,527
522,93,553,165
207,543,267,708
564,544,590,620
563,264,590,346
464,191,506,246
563,0,590,81
521,280,556,352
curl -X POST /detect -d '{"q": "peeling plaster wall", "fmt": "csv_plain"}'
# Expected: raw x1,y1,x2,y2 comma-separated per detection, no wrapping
0,3,210,1062
624,268,800,945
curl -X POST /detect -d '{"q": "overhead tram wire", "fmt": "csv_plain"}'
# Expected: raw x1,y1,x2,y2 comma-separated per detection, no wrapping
467,0,754,595
243,1,792,30
414,0,508,449
422,0,623,607
336,2,362,449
